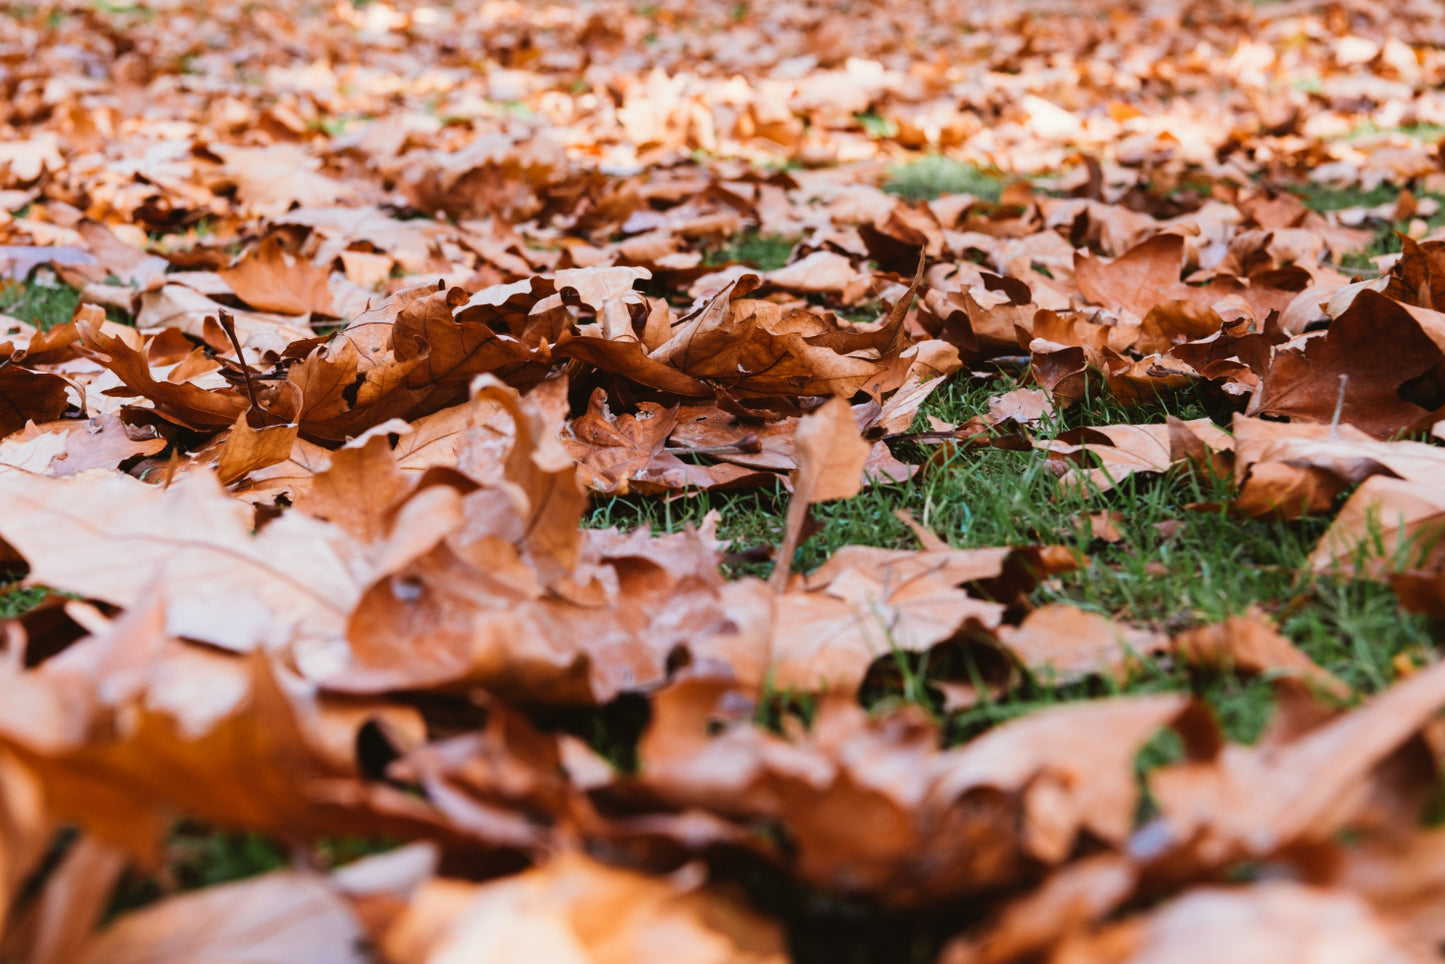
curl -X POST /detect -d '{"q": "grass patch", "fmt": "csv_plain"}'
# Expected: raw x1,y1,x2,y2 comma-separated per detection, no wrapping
0,280,131,329
854,111,899,140
0,584,46,618
0,280,82,331
1291,181,1400,213
1344,121,1445,143
884,156,1003,203
107,823,287,918
105,821,400,919
704,231,795,271
1286,181,1445,271
580,371,1436,757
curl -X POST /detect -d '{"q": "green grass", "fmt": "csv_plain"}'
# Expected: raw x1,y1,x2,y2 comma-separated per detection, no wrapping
0,280,132,330
854,111,899,140
104,822,400,920
1344,121,1445,143
582,371,1437,754
106,822,287,918
1287,181,1445,271
1292,182,1401,212
0,280,83,331
703,231,796,271
883,156,1003,203
0,583,45,618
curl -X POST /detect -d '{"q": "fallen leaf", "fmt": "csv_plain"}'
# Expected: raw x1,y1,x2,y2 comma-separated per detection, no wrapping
382,851,787,964
77,869,367,964
770,395,870,590
218,235,337,317
1172,609,1349,698
0,466,362,655
997,604,1163,685
1149,659,1445,868
1255,289,1445,438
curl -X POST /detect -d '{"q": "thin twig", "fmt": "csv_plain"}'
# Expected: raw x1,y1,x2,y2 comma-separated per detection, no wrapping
217,308,267,425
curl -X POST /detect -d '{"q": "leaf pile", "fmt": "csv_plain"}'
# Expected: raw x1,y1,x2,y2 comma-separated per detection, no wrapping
2,0,1445,960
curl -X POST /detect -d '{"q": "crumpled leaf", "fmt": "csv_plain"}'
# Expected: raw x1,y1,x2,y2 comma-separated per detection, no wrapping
1148,659,1445,868
1172,609,1349,699
997,604,1164,685
633,677,1207,904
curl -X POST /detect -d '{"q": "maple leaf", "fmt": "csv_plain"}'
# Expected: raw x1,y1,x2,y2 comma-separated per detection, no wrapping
1232,414,1445,518
0,467,362,656
219,235,337,317
1149,659,1445,868
1255,288,1445,438
636,678,1206,904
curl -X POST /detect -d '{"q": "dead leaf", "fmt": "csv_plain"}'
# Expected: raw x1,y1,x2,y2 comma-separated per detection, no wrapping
770,396,870,590
1255,289,1445,438
219,235,337,317
998,604,1163,685
0,467,362,655
1173,609,1349,698
77,869,367,964
1149,659,1445,868
382,851,787,964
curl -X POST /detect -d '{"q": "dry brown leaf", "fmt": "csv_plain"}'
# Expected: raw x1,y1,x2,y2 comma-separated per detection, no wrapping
1052,882,1419,964
939,855,1137,964
215,410,300,485
77,317,248,430
0,415,165,476
1039,418,1233,493
1149,659,1445,868
1308,475,1445,577
1173,609,1349,698
997,604,1163,685
1255,289,1445,438
219,235,337,317
293,431,412,542
770,395,870,590
0,466,362,655
76,869,366,964
382,851,787,964
0,362,70,439
637,681,1204,904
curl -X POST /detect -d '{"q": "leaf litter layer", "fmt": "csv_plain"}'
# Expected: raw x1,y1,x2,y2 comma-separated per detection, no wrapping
1,0,1445,960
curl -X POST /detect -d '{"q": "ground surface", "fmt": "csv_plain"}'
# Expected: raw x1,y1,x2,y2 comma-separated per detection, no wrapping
2,0,1445,961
